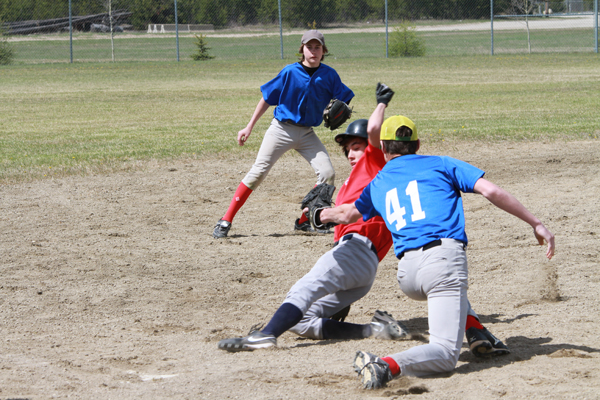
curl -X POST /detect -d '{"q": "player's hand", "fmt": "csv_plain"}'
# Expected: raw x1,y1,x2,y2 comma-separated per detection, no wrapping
376,82,394,105
237,127,251,146
533,223,555,260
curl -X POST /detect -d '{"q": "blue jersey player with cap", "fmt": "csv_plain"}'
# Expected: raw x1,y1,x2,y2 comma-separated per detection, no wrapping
213,29,354,239
216,85,514,363
319,84,555,388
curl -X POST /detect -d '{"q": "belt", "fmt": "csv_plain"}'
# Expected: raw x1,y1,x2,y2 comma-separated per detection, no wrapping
398,239,442,260
334,234,378,258
281,120,308,127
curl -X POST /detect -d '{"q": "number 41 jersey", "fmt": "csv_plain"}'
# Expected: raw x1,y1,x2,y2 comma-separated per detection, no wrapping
355,154,485,257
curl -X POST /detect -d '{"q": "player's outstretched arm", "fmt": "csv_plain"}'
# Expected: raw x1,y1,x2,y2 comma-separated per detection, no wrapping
473,178,555,259
366,83,394,149
319,203,363,225
238,98,270,146
367,103,386,149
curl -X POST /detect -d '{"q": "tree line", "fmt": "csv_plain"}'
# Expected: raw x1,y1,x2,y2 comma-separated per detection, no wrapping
3,0,581,31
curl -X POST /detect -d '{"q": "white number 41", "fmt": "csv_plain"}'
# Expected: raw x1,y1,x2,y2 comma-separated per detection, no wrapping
385,180,426,230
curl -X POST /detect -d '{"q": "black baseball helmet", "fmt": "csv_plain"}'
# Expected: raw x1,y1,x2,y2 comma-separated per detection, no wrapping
334,119,368,143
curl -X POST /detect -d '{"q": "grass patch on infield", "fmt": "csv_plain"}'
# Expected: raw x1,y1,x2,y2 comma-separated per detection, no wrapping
0,53,599,183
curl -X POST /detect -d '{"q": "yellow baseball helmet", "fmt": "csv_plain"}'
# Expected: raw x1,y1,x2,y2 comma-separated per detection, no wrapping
380,115,417,142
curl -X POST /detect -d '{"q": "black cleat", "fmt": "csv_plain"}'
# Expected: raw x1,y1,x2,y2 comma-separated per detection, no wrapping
466,327,510,357
218,330,276,352
329,305,351,322
353,351,393,389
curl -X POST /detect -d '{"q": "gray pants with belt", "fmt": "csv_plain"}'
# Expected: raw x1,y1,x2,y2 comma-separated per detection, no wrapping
389,238,472,377
241,118,335,190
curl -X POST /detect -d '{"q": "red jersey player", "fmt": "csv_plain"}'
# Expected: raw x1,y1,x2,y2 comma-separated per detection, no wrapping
217,85,509,362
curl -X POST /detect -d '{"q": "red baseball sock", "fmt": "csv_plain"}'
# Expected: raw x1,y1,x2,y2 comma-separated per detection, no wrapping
466,315,484,330
222,182,253,222
297,184,318,224
297,212,309,224
382,357,401,376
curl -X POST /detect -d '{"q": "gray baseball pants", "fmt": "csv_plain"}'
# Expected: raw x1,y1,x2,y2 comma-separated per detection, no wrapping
388,238,470,377
284,233,379,340
241,119,335,190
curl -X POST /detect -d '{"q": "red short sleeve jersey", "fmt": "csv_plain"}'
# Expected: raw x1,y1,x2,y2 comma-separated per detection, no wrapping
334,144,393,261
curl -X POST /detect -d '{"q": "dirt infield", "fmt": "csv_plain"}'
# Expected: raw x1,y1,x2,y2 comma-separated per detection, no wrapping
1,139,599,399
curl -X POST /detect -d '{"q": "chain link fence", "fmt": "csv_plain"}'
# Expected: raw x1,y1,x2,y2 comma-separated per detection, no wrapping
1,0,598,64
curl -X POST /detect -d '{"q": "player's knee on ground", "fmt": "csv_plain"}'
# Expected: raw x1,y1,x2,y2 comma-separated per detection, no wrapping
432,337,462,371
425,341,461,374
398,342,461,377
418,354,458,375
436,347,460,372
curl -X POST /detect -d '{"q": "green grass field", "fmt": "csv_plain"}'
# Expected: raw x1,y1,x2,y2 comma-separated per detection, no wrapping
1,53,599,183
6,27,598,63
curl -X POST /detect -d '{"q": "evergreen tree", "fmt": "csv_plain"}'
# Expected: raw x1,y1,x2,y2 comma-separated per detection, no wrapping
191,33,214,60
388,21,425,57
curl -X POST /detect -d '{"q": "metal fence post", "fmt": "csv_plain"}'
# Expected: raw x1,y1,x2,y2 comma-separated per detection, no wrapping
109,0,115,62
595,0,598,53
278,0,283,59
69,0,73,63
385,0,388,58
175,0,180,61
490,0,494,55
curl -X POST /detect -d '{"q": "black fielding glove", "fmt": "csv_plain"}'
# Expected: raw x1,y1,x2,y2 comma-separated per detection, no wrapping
376,82,394,105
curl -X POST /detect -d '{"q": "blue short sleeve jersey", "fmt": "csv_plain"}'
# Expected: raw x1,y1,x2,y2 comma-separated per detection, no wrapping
355,155,485,257
260,63,354,127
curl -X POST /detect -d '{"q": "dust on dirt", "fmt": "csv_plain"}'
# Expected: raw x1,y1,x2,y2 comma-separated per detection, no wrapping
1,140,599,399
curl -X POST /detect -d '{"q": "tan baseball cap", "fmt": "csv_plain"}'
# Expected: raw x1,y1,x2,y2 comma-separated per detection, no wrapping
380,115,418,141
301,30,324,45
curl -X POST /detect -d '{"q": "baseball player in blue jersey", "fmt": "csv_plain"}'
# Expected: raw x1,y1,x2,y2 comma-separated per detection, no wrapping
213,29,354,238
318,86,555,388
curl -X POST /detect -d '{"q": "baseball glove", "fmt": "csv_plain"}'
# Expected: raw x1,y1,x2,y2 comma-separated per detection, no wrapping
323,99,352,131
376,82,394,105
301,183,337,231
